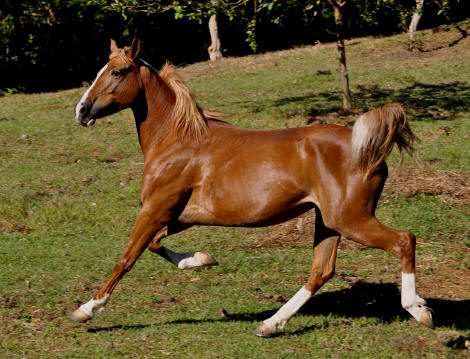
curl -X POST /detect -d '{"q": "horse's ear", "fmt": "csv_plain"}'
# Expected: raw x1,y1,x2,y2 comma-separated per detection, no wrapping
125,37,141,60
110,39,119,53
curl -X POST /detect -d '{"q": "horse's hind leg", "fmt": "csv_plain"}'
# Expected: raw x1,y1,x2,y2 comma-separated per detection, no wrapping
147,225,218,269
332,214,434,329
254,208,340,337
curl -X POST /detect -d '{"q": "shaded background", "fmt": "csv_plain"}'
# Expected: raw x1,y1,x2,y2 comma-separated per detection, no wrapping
0,0,469,93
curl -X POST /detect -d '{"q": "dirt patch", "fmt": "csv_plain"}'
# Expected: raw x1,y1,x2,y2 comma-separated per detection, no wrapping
253,211,317,248
351,23,470,67
307,107,366,127
418,258,470,300
0,218,32,234
419,24,470,54
180,43,331,81
381,167,470,211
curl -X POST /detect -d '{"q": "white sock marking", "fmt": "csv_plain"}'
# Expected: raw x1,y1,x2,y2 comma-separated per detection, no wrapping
177,252,205,269
75,64,108,122
401,272,426,322
79,294,109,318
263,286,312,331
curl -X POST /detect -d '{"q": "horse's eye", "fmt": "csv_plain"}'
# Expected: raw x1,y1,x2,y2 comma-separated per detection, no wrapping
111,69,120,77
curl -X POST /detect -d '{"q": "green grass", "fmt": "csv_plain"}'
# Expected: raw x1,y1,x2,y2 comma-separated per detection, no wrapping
1,22,469,358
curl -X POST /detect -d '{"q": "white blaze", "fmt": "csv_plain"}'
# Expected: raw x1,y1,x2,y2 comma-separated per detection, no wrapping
75,64,108,122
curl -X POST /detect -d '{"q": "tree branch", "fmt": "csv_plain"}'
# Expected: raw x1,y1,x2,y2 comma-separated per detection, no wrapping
326,0,347,9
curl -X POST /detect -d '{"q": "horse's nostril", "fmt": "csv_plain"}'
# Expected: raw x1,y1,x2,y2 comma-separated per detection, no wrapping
79,104,87,114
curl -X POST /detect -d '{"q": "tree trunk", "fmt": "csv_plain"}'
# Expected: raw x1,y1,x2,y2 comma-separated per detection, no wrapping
408,0,424,51
208,13,223,61
328,0,352,111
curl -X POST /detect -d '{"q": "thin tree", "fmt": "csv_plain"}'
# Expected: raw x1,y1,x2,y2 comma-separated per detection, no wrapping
327,0,352,111
208,0,223,60
408,0,424,50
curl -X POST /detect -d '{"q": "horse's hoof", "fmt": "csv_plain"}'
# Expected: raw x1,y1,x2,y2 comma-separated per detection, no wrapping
70,308,92,323
420,308,435,329
254,323,276,338
196,251,218,266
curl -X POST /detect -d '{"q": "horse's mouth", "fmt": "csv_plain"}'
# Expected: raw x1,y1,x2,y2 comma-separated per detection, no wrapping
86,118,96,127
77,117,96,127
77,101,119,127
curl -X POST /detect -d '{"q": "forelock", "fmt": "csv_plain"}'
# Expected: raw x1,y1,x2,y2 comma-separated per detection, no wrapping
109,49,132,66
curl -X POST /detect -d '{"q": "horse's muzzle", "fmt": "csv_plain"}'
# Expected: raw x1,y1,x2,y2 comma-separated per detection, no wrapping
75,99,95,127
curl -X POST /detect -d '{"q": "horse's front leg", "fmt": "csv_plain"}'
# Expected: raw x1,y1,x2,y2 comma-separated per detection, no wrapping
147,226,218,269
70,208,164,323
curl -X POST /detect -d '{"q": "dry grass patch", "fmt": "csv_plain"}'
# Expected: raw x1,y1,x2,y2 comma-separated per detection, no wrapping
381,167,470,211
179,43,332,81
0,218,32,234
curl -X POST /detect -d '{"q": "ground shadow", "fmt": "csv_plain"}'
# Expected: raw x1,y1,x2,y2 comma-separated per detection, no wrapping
299,281,470,332
352,82,470,121
169,281,470,332
306,81,470,123
86,323,151,333
86,282,469,335
170,309,278,325
236,80,470,124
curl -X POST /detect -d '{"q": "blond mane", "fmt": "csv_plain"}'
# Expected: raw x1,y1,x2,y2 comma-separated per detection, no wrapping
159,63,224,140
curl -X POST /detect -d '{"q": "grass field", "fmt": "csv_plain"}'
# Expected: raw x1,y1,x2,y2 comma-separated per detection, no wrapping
1,22,469,358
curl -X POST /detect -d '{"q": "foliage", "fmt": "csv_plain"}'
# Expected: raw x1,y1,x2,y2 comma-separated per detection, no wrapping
351,0,416,30
0,88,18,97
0,0,468,92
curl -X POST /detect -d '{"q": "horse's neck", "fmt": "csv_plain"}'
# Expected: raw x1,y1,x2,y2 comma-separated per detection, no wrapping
132,73,176,158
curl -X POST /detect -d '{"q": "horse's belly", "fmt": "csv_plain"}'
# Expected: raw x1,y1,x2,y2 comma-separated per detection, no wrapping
178,193,317,227
179,150,319,226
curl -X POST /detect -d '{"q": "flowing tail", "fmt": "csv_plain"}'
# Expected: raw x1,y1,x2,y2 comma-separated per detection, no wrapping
351,103,416,179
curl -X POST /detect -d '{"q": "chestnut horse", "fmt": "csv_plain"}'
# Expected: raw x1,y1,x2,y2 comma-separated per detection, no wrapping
71,39,434,336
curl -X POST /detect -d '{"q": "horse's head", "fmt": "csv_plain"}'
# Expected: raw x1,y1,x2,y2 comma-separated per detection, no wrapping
75,38,142,127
